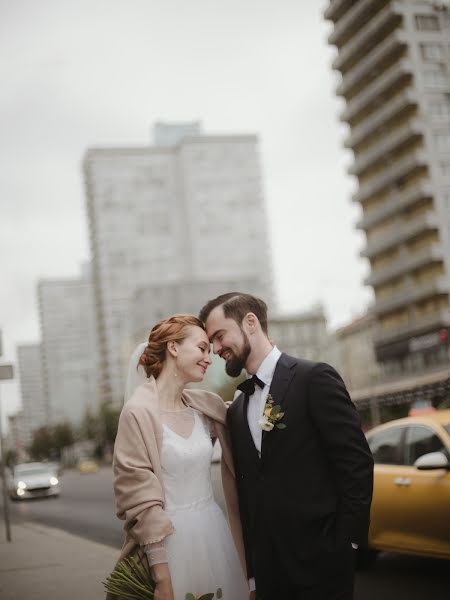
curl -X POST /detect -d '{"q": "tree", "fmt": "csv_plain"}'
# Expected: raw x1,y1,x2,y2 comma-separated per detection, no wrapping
216,373,246,404
53,422,74,453
5,449,17,468
99,402,121,446
80,408,100,440
29,423,74,461
29,426,54,460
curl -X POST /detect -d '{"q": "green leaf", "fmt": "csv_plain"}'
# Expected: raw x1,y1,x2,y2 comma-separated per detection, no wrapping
276,423,287,429
216,588,223,598
270,405,281,416
198,595,215,600
185,594,196,600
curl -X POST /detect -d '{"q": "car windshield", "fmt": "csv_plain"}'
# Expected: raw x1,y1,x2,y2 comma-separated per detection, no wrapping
15,466,51,477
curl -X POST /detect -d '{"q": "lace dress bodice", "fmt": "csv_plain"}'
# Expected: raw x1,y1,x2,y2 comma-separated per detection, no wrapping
160,407,214,512
146,406,215,565
143,405,248,600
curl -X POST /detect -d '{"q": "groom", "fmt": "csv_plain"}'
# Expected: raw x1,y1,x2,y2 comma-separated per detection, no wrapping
200,293,374,600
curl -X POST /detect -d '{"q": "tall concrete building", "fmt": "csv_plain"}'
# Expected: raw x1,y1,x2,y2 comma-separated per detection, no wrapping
16,343,48,448
84,123,274,406
38,272,97,425
326,1,450,384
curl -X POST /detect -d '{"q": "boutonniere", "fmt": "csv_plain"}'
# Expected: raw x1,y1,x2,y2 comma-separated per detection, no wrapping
259,393,287,432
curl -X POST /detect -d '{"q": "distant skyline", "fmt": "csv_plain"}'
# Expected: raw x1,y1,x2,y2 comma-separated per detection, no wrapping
0,0,372,423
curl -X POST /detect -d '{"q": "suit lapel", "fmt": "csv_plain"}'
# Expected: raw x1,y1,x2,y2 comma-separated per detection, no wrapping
235,391,261,463
261,353,297,454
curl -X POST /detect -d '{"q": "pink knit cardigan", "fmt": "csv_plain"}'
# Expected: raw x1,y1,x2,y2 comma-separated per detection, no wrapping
111,377,246,575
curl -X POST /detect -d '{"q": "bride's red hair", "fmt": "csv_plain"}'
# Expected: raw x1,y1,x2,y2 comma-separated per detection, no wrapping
139,314,205,378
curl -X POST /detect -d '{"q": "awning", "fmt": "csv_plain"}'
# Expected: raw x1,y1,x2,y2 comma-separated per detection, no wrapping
350,367,450,408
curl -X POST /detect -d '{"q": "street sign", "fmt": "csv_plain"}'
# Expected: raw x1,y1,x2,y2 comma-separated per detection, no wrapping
0,365,13,380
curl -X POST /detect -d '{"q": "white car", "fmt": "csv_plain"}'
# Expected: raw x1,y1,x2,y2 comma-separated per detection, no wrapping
8,462,60,500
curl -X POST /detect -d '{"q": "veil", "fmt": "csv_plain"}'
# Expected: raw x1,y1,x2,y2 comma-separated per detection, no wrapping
124,342,148,402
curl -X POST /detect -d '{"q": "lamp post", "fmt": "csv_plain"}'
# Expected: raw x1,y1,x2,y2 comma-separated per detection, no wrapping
0,362,14,542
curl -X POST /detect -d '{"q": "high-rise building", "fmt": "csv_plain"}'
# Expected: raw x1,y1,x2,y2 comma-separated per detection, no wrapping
326,1,450,381
16,343,48,448
84,123,274,406
38,272,97,425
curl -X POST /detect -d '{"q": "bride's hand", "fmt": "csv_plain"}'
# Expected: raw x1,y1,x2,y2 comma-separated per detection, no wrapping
152,564,174,600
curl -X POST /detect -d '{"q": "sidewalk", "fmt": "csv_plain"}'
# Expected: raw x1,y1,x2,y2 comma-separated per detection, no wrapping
0,520,119,600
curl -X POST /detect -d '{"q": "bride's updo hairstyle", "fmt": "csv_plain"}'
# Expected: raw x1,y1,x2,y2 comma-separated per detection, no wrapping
139,314,205,378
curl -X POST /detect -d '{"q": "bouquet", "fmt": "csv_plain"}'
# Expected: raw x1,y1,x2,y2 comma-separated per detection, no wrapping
103,555,222,600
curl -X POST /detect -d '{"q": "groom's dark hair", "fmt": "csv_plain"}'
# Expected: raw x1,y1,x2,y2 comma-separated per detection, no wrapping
199,292,269,334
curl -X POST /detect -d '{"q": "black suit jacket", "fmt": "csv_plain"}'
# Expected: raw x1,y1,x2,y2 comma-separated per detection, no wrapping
227,353,374,588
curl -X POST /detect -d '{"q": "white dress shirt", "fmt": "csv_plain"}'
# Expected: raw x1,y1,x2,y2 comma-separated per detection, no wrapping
246,345,282,455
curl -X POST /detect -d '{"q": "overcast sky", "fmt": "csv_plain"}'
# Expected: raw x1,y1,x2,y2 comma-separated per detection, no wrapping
0,0,372,422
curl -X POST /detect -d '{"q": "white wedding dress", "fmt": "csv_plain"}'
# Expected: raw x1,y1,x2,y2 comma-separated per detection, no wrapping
158,406,248,600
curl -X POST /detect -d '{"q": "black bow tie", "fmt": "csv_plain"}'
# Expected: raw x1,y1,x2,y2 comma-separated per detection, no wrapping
236,375,265,397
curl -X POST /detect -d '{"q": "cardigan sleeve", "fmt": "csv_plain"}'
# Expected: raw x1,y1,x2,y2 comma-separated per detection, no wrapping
113,406,174,546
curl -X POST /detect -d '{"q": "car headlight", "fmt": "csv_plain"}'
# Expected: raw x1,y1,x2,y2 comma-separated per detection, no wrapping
17,488,25,496
50,477,59,486
17,481,27,489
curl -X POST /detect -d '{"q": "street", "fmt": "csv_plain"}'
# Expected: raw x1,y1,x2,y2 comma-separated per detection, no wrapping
3,465,449,599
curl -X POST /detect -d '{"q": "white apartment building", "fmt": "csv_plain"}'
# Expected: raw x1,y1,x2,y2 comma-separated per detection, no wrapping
38,274,97,425
16,343,48,448
84,123,274,406
326,1,450,381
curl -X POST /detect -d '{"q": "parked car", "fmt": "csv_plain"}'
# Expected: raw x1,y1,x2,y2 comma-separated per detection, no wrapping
8,462,60,500
362,409,450,566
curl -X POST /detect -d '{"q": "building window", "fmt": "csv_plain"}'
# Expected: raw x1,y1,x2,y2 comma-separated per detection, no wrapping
415,15,440,31
441,162,450,176
434,132,450,151
429,98,450,119
424,66,448,88
420,43,444,61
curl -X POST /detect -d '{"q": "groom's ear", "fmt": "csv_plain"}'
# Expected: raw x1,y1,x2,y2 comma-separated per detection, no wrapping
243,312,258,333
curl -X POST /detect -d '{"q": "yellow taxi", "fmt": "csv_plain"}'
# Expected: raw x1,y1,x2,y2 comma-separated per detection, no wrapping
363,409,450,565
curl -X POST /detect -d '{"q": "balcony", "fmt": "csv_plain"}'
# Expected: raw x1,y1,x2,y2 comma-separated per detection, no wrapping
328,0,389,47
365,243,443,287
345,89,417,150
337,30,407,99
374,308,450,346
361,211,438,259
332,3,402,73
324,0,356,23
349,119,423,177
373,277,448,316
353,149,428,205
357,180,433,230
341,58,413,125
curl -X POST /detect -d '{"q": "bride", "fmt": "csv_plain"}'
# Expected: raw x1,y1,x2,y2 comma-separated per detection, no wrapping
109,314,249,600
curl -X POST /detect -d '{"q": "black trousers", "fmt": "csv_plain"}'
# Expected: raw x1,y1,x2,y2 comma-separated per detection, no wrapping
255,545,355,600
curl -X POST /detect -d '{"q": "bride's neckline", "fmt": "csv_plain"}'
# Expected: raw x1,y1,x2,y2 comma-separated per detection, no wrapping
160,405,192,413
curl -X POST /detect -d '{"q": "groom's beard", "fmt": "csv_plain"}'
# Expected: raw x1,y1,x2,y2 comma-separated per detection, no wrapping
224,332,251,378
